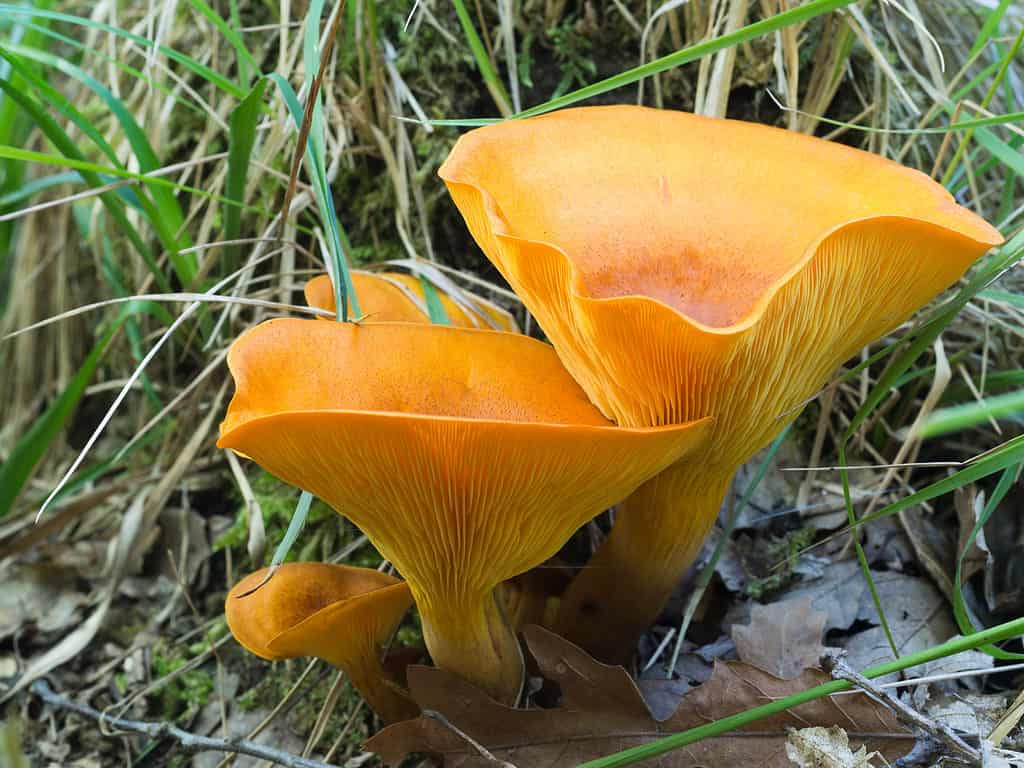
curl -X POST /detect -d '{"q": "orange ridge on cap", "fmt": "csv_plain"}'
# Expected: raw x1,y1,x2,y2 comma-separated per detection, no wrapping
439,104,1004,662
218,319,710,703
225,562,416,723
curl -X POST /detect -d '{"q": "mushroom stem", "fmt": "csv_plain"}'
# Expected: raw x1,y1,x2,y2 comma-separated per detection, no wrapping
555,465,731,664
417,587,524,705
325,645,419,724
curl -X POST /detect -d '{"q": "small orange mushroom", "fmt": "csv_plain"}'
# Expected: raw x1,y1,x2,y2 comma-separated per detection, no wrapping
218,319,709,702
440,105,1004,662
305,271,517,330
225,562,416,723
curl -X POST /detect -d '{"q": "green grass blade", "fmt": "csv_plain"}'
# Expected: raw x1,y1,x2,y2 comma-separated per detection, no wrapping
941,27,1024,187
450,0,513,117
11,20,208,117
0,4,245,98
0,170,81,207
853,433,1024,532
920,389,1024,438
184,0,258,88
0,81,169,292
426,0,857,126
0,45,197,283
952,463,1024,660
269,490,314,568
0,4,52,307
515,0,857,118
981,289,1024,309
266,72,360,319
0,316,122,518
969,0,1014,59
0,47,120,165
0,145,268,220
419,275,451,325
224,79,268,273
297,1,359,321
578,615,1024,767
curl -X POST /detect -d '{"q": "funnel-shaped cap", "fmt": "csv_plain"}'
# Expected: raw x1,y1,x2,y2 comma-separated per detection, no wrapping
440,105,1004,661
440,105,1002,448
219,320,709,701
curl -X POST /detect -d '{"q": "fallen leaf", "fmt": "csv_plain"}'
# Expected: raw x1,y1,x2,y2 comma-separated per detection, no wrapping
775,560,988,682
0,563,85,640
837,574,957,681
955,487,990,583
732,596,829,679
367,627,911,767
921,690,1011,738
785,726,879,768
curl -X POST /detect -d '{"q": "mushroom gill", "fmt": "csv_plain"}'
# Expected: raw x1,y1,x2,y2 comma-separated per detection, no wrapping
218,320,709,702
439,104,1004,662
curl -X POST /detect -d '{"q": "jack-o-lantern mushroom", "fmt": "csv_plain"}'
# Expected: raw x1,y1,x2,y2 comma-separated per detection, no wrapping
439,105,1004,663
218,319,709,703
225,562,417,723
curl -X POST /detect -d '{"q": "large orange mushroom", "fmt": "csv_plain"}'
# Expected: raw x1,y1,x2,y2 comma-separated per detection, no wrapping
218,320,709,703
439,105,1004,662
305,271,517,330
225,562,417,723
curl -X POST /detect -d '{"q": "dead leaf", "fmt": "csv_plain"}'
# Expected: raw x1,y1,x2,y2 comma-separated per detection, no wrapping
0,563,85,640
367,627,911,767
774,560,988,682
921,690,1011,738
955,487,990,583
785,726,879,768
732,596,829,679
0,491,147,701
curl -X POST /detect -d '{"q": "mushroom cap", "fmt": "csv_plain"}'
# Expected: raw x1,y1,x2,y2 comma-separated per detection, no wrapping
439,105,1003,464
218,320,710,601
225,562,411,664
305,272,517,331
305,272,428,324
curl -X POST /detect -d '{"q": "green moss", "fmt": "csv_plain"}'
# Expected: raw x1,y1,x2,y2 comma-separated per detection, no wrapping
215,470,382,569
150,640,216,721
741,525,816,599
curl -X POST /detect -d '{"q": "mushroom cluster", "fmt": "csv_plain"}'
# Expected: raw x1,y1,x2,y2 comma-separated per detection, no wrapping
221,105,1002,721
220,319,708,705
440,105,1003,662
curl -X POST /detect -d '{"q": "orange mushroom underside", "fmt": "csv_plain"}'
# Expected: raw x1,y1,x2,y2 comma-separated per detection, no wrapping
218,319,710,699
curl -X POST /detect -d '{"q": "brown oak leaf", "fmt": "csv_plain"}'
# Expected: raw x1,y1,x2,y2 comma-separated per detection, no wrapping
366,626,911,767
732,595,830,679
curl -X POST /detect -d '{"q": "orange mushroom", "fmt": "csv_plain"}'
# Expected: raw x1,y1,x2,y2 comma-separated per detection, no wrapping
225,562,417,723
439,105,1004,662
218,319,709,702
305,271,517,330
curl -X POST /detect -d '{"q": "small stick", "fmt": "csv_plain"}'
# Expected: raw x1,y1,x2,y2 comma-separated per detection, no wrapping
30,680,337,768
822,655,980,763
421,709,516,767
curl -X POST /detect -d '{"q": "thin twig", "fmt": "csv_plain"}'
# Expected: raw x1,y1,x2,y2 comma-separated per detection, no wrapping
421,709,517,767
822,655,981,763
30,680,338,768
